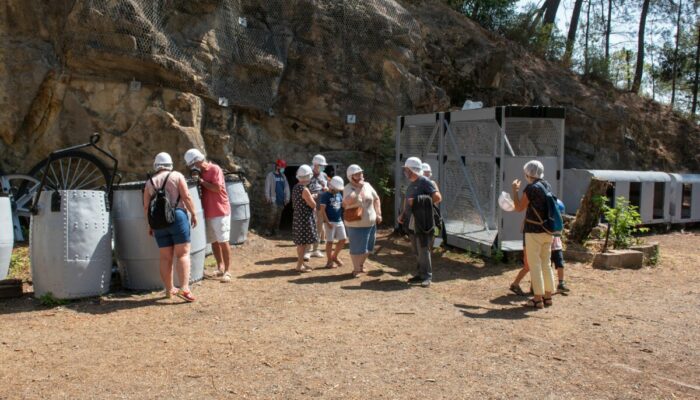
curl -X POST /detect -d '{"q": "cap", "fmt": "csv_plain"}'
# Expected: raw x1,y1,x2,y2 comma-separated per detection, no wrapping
153,152,173,170
346,164,363,180
296,164,313,180
276,159,287,168
404,157,422,173
330,176,344,190
312,154,328,166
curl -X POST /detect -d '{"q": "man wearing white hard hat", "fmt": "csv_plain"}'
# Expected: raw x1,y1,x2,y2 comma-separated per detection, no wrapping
306,154,329,259
398,157,442,287
319,176,348,268
421,162,439,192
184,148,232,283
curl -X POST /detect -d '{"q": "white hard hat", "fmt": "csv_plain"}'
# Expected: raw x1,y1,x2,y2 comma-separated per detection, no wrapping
498,191,515,212
184,148,205,167
153,152,173,171
312,154,328,166
404,157,422,173
296,164,313,180
421,163,432,172
330,176,344,190
346,164,363,180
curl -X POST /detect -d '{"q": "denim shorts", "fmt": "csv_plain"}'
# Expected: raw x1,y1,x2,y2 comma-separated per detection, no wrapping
551,249,564,269
154,208,191,248
346,225,376,255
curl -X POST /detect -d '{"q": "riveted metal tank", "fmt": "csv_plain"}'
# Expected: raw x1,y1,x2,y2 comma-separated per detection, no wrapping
226,176,250,245
30,190,112,299
112,180,205,290
0,196,14,280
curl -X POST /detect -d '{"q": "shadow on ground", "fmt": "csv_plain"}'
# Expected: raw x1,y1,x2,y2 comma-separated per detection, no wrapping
454,302,531,320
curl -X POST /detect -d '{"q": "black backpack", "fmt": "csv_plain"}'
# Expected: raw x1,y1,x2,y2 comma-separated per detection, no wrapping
146,172,180,230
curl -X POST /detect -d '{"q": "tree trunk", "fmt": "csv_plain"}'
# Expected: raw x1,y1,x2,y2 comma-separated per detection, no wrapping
605,0,612,70
584,0,592,74
692,22,700,115
564,0,585,66
631,0,651,93
543,0,561,25
671,0,683,109
625,49,632,90
569,178,611,244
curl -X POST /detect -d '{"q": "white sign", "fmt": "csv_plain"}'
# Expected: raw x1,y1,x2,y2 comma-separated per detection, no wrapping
129,79,141,92
218,97,229,107
238,17,247,27
346,114,356,124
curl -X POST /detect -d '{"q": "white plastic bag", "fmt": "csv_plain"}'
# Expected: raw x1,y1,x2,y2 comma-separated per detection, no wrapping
498,191,515,212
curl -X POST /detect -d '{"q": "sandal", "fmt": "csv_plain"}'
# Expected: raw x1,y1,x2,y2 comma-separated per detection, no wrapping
543,296,553,307
525,298,544,309
177,290,196,302
352,270,363,278
296,264,312,273
509,284,526,296
333,257,344,267
165,288,179,299
325,261,337,269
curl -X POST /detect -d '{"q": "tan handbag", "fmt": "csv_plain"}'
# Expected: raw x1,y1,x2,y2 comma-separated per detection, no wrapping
343,206,363,222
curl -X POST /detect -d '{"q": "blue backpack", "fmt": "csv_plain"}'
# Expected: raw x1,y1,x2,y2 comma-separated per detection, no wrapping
526,181,564,234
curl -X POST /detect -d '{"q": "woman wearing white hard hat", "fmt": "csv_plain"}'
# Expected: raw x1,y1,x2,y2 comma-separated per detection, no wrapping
292,164,318,272
511,159,556,309
421,162,439,192
342,164,382,277
318,176,347,268
306,154,329,259
143,152,198,302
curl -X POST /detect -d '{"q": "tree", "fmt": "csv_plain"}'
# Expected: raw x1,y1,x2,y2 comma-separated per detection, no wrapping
632,0,651,93
671,0,684,108
564,0,585,66
692,21,700,115
446,0,519,32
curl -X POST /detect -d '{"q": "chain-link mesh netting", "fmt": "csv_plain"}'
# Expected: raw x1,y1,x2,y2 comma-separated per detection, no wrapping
442,120,499,235
505,119,562,157
69,0,418,115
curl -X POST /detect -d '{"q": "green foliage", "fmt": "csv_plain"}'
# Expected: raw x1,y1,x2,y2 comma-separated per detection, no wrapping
363,127,395,198
38,292,68,307
601,196,649,249
491,247,504,263
647,246,660,266
446,0,519,33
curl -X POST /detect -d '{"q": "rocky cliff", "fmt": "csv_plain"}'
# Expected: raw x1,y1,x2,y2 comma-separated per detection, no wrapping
1,0,698,223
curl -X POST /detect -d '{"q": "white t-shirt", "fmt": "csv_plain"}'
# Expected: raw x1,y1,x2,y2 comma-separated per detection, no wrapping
343,182,379,228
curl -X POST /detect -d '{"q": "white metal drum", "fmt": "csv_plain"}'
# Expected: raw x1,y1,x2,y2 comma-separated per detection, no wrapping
226,177,250,245
113,181,205,291
30,190,112,299
0,197,14,280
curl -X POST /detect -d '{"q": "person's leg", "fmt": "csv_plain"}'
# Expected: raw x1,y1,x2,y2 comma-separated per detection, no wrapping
312,209,324,252
539,234,555,301
416,233,432,284
174,242,192,293
360,224,377,271
333,240,346,266
347,227,365,275
512,265,530,286
158,246,175,295
269,204,283,235
525,233,545,305
219,241,232,272
296,245,311,271
212,242,224,272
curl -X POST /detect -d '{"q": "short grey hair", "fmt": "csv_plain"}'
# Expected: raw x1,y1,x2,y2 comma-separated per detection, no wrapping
523,160,544,179
154,164,173,172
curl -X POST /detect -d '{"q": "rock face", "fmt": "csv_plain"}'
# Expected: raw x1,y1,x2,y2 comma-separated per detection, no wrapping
1,0,699,225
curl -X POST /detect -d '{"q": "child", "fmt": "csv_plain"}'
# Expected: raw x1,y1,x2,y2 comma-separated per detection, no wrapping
319,176,347,268
551,234,569,292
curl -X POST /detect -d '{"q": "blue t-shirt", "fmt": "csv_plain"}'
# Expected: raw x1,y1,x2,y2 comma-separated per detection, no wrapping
319,191,343,223
274,172,286,206
401,176,438,224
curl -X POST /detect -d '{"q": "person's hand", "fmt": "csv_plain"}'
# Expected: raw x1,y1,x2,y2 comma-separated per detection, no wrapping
191,214,198,228
148,228,153,237
512,179,521,192
376,215,383,225
397,215,404,224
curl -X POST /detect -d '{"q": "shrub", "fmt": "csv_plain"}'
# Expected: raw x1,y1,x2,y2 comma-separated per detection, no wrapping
601,196,648,249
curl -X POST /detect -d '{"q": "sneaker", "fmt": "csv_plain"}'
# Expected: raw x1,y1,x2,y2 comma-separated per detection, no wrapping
407,275,422,283
214,269,225,277
221,272,232,283
311,250,324,258
557,282,570,292
303,253,311,261
420,279,432,288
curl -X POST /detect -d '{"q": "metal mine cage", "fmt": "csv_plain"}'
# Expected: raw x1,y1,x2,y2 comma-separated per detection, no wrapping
395,106,565,255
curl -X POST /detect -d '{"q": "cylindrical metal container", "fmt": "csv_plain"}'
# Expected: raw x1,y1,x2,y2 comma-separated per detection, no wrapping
30,190,112,299
112,180,205,291
226,176,250,245
0,197,14,280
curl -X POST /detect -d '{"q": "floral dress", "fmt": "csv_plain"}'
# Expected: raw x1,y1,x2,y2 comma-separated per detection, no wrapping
292,184,318,245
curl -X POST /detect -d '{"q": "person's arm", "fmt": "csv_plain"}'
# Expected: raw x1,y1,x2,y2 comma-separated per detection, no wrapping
143,185,153,235
398,197,407,224
342,186,362,208
284,177,290,204
372,188,382,225
178,177,198,227
301,187,316,209
512,179,529,212
320,205,329,224
264,173,273,203
201,169,224,193
431,191,442,205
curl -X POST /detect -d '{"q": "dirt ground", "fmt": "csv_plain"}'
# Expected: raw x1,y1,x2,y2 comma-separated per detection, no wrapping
0,229,698,399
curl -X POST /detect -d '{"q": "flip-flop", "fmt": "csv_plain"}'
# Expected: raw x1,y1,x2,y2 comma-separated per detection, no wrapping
296,264,313,273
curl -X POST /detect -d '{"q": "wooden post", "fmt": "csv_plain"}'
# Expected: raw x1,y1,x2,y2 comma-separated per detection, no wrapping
569,178,611,244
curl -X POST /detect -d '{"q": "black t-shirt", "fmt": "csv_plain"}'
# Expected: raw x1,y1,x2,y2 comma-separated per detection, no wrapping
523,179,552,233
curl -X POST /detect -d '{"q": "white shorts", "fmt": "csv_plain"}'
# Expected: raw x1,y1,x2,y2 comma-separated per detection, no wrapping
206,215,231,243
323,222,347,242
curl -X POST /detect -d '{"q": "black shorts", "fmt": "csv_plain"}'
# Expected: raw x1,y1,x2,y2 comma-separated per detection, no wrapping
551,249,564,269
